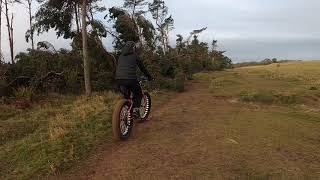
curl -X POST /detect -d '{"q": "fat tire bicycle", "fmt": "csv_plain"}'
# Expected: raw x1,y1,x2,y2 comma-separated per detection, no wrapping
112,77,152,141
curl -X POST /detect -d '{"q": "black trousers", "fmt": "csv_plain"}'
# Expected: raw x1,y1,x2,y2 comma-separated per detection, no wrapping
117,79,143,108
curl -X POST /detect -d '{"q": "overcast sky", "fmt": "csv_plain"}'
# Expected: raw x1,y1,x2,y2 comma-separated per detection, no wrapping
2,0,320,62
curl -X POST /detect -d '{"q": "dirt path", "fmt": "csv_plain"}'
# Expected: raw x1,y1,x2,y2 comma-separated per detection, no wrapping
56,79,320,180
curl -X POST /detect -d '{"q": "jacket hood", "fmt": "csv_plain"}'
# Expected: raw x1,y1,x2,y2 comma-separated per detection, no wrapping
121,41,136,56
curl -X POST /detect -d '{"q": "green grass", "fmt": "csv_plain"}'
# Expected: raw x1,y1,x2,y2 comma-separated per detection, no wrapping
239,90,299,104
193,62,320,179
2,61,320,179
197,61,320,106
0,90,174,179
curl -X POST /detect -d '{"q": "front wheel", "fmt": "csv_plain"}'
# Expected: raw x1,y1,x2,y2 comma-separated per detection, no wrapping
139,92,152,122
112,100,133,141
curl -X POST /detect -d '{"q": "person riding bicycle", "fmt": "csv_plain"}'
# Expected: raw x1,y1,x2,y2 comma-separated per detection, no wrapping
116,41,153,118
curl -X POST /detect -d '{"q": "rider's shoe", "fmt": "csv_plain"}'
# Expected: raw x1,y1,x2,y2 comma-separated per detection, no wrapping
132,108,141,119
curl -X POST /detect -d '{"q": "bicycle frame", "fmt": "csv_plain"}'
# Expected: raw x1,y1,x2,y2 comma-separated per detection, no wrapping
126,79,146,119
113,77,151,140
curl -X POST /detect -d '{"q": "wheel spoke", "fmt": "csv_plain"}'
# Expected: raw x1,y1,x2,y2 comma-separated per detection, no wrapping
119,105,129,135
140,95,149,119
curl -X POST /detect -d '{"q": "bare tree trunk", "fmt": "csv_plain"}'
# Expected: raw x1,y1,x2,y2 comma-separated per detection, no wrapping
131,2,136,21
78,5,82,29
27,0,34,50
0,0,3,61
160,29,166,55
74,3,80,33
10,14,14,63
81,0,91,96
154,8,166,55
131,2,143,45
165,25,169,52
89,2,94,22
4,0,14,63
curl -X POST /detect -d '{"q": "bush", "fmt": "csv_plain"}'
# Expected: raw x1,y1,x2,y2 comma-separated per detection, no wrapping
4,47,117,95
157,77,175,90
240,91,298,104
0,79,7,88
0,64,7,83
309,86,318,91
159,58,178,78
255,91,276,104
174,71,185,92
13,86,35,101
66,70,83,93
240,91,274,104
240,91,258,102
212,52,232,71
275,94,297,104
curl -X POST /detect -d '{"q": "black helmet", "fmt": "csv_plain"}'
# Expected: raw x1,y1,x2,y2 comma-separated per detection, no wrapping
121,41,136,55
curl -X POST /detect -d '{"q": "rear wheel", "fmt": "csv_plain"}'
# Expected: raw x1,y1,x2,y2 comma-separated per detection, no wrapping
112,100,133,141
139,92,152,122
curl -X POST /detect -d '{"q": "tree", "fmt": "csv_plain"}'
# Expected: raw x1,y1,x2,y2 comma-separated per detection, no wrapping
33,0,111,95
107,5,155,52
33,0,106,39
3,0,18,64
211,39,217,51
186,27,207,45
108,7,138,52
210,42,232,71
81,0,91,96
136,14,155,50
176,34,184,54
119,0,155,49
33,0,78,39
25,0,35,50
123,0,147,42
149,0,174,54
191,35,199,45
123,0,147,21
272,58,277,63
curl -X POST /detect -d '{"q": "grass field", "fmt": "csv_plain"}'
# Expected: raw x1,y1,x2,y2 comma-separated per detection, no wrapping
61,61,320,180
0,90,174,179
191,61,320,179
202,61,320,106
1,61,320,179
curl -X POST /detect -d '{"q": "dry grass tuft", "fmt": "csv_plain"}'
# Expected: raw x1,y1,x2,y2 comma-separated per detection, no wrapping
49,114,71,140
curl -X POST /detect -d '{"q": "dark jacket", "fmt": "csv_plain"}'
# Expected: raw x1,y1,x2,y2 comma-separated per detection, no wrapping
116,41,152,80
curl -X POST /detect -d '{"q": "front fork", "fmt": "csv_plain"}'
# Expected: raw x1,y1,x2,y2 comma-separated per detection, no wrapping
127,88,144,125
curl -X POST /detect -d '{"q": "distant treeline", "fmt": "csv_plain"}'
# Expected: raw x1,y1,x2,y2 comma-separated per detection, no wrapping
233,59,300,68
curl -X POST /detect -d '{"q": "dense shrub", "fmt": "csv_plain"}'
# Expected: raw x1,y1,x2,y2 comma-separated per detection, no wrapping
174,70,185,92
212,52,232,71
240,90,298,104
65,70,83,93
13,86,35,101
3,43,115,95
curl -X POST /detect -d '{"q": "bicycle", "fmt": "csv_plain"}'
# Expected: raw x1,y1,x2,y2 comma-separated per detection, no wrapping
112,77,152,141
